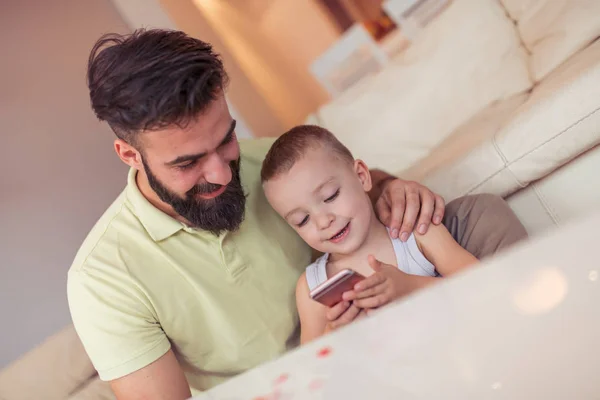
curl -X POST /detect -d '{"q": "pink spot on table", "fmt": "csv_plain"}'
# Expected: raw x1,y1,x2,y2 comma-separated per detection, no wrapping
273,373,289,386
317,346,332,358
309,378,325,391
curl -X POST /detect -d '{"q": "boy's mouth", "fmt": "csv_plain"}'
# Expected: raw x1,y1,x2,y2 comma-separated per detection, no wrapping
329,222,351,243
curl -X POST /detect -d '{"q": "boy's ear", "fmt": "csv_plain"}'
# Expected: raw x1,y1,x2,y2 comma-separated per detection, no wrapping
354,159,372,192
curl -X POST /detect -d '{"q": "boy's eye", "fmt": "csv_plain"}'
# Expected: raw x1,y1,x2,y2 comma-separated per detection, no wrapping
297,215,309,227
324,189,340,203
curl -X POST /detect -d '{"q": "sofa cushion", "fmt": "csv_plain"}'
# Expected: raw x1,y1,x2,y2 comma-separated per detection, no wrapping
507,145,600,236
415,39,600,202
314,0,531,174
401,93,529,183
501,0,600,81
0,325,96,400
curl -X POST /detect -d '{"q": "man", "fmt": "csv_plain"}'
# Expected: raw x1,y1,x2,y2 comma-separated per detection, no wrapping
68,29,527,399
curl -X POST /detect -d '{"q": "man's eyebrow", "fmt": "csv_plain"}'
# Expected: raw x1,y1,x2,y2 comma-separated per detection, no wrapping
165,119,237,166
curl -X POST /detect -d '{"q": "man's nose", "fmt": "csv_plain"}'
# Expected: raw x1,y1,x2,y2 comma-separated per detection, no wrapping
315,212,335,231
203,152,232,186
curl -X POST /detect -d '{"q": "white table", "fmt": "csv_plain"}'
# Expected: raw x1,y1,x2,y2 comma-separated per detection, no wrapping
194,211,600,399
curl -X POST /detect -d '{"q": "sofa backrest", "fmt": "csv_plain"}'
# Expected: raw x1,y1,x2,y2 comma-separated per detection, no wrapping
314,0,532,174
500,0,600,82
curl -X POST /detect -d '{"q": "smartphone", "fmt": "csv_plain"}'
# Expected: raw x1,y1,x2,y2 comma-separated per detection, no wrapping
309,269,365,307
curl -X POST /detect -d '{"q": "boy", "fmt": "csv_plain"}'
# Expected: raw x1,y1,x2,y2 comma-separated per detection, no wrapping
261,125,478,343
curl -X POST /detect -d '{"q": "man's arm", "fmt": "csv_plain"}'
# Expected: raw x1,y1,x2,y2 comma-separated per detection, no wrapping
368,169,446,241
110,350,191,400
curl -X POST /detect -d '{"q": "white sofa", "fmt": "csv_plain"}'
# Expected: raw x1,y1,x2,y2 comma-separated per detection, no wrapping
308,0,600,236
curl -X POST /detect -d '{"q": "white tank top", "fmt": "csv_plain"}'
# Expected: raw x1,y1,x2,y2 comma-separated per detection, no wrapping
305,231,437,291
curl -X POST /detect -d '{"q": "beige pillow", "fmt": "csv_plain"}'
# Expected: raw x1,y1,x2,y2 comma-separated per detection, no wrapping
316,0,531,174
501,0,600,81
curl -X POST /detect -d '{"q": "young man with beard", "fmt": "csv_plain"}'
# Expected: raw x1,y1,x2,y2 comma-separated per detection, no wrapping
67,29,527,399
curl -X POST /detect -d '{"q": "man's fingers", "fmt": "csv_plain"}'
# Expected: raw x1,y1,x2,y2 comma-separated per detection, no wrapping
375,198,392,227
399,188,420,241
353,294,389,309
433,194,445,225
388,194,405,239
415,189,435,235
326,301,350,321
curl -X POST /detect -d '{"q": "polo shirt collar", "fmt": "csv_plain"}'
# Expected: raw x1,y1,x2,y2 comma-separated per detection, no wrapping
126,168,184,242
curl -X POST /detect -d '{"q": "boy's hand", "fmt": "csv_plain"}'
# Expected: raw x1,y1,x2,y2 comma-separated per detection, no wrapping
342,256,416,309
324,301,365,334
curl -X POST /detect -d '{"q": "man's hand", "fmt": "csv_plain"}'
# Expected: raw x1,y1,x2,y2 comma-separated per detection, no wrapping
372,173,445,241
342,256,437,309
324,301,365,334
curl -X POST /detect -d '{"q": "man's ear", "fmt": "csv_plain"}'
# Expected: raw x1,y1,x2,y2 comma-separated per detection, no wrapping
354,159,373,192
114,139,143,170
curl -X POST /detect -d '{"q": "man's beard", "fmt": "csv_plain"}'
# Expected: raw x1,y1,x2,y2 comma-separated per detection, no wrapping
142,158,246,236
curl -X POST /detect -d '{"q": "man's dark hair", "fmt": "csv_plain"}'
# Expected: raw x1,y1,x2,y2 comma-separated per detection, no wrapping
87,29,228,145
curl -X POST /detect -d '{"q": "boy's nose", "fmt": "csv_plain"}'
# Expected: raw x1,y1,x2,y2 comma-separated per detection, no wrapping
316,212,335,230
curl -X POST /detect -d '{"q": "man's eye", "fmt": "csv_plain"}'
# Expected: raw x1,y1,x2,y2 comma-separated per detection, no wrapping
297,215,309,227
177,160,197,170
325,189,340,203
220,131,235,147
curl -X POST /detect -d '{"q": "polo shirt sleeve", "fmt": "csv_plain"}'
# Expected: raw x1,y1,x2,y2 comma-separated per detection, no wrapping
67,267,171,381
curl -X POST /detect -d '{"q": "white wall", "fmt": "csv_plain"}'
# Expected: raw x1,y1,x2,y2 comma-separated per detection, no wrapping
0,0,130,367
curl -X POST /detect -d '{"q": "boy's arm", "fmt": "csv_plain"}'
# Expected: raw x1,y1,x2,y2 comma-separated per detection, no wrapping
296,273,329,344
415,224,478,276
296,273,363,344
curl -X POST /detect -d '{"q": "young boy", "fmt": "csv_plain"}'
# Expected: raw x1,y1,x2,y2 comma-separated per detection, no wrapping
261,125,477,343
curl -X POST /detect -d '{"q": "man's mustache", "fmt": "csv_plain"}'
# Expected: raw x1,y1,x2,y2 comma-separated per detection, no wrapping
187,182,223,197
185,159,240,198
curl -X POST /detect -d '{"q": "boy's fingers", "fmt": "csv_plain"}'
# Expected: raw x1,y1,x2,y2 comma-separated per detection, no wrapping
367,255,384,272
326,301,349,321
344,283,386,301
353,294,389,309
332,304,361,328
354,273,385,291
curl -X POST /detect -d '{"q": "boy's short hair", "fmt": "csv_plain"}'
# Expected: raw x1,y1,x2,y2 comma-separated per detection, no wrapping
261,125,354,183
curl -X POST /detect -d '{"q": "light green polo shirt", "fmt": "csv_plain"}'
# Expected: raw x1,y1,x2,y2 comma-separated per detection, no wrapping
67,138,311,393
